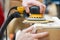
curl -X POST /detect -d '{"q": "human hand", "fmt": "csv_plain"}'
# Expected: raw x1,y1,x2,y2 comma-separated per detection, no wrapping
16,26,48,40
22,0,46,13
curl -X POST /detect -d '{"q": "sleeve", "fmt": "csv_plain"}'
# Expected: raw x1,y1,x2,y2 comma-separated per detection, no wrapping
0,3,4,27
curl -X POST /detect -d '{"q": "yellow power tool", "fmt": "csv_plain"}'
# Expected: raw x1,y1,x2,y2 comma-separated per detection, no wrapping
17,6,45,21
8,6,54,24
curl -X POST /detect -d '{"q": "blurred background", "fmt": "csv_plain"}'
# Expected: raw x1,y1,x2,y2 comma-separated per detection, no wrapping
0,0,60,40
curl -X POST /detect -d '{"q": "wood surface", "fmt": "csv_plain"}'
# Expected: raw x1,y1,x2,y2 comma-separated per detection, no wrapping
37,28,60,40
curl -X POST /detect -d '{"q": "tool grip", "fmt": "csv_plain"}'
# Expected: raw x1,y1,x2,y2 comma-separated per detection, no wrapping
29,6,40,14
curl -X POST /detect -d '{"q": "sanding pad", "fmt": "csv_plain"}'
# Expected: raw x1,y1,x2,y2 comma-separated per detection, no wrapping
26,18,46,21
23,20,54,24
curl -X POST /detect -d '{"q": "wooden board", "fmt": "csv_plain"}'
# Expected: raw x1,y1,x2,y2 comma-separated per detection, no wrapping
36,28,60,40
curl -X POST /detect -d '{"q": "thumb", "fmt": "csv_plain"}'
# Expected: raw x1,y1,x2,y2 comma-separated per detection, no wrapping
25,6,30,13
22,1,30,13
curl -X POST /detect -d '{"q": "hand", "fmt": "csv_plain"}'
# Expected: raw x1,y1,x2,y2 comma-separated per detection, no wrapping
16,26,48,40
22,0,46,13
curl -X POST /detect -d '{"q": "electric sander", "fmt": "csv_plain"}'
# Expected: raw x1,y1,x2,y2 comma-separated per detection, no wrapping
8,6,54,24
26,6,46,21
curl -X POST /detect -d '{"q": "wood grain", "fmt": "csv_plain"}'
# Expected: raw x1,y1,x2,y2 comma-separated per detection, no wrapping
37,28,60,40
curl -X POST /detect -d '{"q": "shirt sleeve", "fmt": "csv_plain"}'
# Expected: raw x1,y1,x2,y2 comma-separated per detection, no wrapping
0,3,4,27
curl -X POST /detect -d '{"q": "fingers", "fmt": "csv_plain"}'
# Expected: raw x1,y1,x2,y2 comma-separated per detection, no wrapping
41,5,46,13
32,32,48,39
22,0,46,13
22,1,29,13
24,6,30,13
22,0,36,13
27,1,46,13
40,4,46,13
22,26,34,33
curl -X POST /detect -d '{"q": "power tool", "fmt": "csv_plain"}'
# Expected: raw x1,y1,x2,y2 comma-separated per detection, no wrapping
26,6,46,21
8,6,45,20
8,6,54,24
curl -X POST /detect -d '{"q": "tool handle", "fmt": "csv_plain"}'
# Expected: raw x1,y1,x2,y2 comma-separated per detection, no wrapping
29,6,40,14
